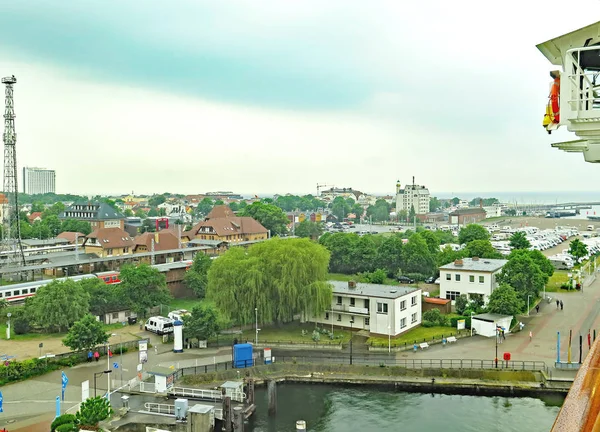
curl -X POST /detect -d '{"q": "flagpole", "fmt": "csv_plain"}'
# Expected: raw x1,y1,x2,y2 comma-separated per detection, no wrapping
106,343,111,398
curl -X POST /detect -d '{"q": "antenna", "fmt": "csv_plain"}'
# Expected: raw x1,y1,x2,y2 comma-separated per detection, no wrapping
1,75,25,269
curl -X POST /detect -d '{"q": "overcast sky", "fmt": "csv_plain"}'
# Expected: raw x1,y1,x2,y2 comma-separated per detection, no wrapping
0,1,599,198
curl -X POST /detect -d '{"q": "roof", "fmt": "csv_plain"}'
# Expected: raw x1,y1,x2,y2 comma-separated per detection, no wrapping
187,239,228,247
187,216,267,238
537,21,600,66
221,381,244,389
85,227,135,249
473,313,513,323
206,205,236,219
449,208,486,216
328,280,419,299
28,212,42,221
424,297,450,305
21,238,70,247
440,258,507,272
60,201,125,221
133,231,179,251
57,232,85,243
152,261,192,272
148,366,176,376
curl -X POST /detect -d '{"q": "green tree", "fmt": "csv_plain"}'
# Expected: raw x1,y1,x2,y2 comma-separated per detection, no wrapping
408,204,416,223
351,235,378,273
76,397,113,429
509,232,531,250
229,202,240,212
241,202,289,236
31,201,45,213
148,207,159,217
81,278,122,317
417,230,440,256
60,218,92,235
469,197,499,207
319,232,358,274
0,298,7,312
486,284,524,316
214,199,225,206
195,198,213,216
509,249,554,278
433,230,457,245
350,203,364,218
124,209,134,217
135,209,148,219
294,220,323,240
62,314,109,352
183,303,223,341
437,245,465,267
141,219,156,233
455,294,468,315
42,202,65,219
497,253,546,303
184,253,212,298
51,414,78,432
397,209,408,222
374,235,404,277
148,194,167,207
330,196,351,220
429,197,441,212
463,239,503,259
31,221,52,239
26,279,90,332
569,238,588,263
451,197,460,205
118,264,172,318
401,234,436,276
207,238,331,325
363,268,387,284
366,199,391,222
458,224,490,244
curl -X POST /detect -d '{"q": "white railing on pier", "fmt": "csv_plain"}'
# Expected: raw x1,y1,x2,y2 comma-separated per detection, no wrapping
144,402,175,416
139,382,157,393
169,387,245,403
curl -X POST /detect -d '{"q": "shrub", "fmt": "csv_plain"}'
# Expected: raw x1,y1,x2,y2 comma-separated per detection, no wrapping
421,320,435,328
449,316,471,329
363,269,387,284
311,330,321,342
51,414,77,432
455,295,468,315
422,309,441,323
13,316,30,334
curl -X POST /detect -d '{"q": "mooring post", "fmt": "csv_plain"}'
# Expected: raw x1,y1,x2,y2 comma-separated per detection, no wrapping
296,420,307,431
267,380,277,416
233,406,244,431
223,396,233,432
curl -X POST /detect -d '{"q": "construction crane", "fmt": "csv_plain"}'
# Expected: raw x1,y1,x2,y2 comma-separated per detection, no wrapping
316,183,334,197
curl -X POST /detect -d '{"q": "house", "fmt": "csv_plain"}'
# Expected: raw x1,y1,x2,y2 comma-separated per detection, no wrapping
311,280,422,336
59,201,125,230
83,227,135,258
133,231,180,253
186,205,268,244
99,309,136,325
448,207,487,225
439,258,507,304
422,297,452,314
27,212,42,223
57,231,86,245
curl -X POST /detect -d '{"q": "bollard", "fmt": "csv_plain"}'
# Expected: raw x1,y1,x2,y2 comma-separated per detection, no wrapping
267,380,277,416
233,406,244,431
296,420,307,431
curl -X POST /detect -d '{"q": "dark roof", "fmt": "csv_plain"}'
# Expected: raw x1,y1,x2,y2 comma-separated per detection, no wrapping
59,202,125,221
449,208,486,216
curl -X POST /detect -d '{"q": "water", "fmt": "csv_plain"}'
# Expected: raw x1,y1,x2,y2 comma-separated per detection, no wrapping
249,384,562,432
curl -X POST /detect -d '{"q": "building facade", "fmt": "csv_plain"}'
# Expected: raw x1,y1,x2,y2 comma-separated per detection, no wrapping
312,280,422,336
60,202,125,230
439,258,507,304
186,205,268,244
22,167,56,194
448,207,487,225
395,179,430,215
83,227,135,258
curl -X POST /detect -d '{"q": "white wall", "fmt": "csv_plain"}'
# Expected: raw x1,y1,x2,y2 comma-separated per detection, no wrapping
440,270,501,303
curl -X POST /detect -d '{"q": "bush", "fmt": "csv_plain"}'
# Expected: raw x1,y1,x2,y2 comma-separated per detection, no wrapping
422,309,441,323
51,414,77,432
13,316,30,334
421,320,436,328
455,295,468,315
449,316,471,329
363,269,387,284
311,330,321,342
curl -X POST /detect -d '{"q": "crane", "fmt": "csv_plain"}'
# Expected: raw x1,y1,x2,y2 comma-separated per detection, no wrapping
317,183,334,197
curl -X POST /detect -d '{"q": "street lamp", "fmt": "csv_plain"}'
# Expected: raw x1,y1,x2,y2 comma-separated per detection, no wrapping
6,312,11,340
94,370,112,397
470,312,475,337
255,307,259,345
112,333,123,386
350,318,354,365
388,324,391,354
495,323,499,369
527,295,532,316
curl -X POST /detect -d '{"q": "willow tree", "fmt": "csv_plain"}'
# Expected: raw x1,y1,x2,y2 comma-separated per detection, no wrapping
207,238,331,325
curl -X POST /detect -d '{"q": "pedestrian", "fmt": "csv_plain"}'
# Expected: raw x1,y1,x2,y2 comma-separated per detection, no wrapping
502,330,506,340
87,350,93,363
560,300,564,310
94,351,99,362
536,304,540,314
155,345,158,355
529,331,533,341
556,299,560,309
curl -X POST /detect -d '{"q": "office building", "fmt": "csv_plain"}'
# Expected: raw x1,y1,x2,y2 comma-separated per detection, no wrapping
22,167,56,194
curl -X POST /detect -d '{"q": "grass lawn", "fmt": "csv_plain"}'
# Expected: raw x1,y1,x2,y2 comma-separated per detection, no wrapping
545,271,571,293
0,322,126,341
216,321,352,345
328,273,400,286
168,297,205,312
368,325,463,347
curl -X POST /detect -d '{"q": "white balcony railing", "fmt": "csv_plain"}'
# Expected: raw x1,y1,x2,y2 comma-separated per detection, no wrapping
563,46,600,121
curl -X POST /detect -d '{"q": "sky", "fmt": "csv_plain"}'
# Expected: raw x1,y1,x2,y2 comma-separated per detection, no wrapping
0,1,599,198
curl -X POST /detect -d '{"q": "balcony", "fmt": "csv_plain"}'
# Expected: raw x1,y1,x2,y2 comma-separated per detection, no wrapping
332,304,369,315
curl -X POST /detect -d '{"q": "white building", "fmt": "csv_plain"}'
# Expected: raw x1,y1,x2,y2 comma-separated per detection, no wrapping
395,179,430,215
312,280,422,336
483,205,503,218
439,258,507,304
22,167,55,194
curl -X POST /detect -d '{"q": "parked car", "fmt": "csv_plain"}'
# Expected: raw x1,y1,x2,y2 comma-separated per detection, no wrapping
425,276,436,284
398,275,415,284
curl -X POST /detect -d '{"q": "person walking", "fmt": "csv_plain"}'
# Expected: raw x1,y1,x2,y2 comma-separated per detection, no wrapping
94,351,100,362
529,331,533,341
87,350,93,363
536,304,540,314
556,299,560,309
560,300,564,310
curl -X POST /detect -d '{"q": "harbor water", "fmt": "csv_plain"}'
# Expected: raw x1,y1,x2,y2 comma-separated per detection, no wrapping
249,384,562,432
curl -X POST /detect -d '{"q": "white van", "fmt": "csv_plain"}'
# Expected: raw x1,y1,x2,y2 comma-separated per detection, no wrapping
144,316,174,335
588,225,594,231
168,309,192,322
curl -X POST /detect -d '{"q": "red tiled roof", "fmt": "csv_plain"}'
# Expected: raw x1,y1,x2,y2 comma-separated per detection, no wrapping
206,205,235,219
133,231,179,251
424,297,451,305
28,212,42,222
57,231,85,243
85,227,135,249
187,216,267,238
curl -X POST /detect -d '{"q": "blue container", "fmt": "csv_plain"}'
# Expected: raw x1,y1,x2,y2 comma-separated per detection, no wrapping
233,343,253,368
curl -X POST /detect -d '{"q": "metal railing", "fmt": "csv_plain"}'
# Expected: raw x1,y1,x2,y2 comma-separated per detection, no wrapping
144,402,175,415
169,386,245,403
139,381,157,393
564,46,600,119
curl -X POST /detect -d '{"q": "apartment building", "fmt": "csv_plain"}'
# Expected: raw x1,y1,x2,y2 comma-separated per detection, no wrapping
439,258,507,303
23,167,55,194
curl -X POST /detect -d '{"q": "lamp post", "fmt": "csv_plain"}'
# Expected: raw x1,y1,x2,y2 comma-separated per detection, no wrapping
527,295,532,316
388,324,391,354
112,333,123,386
495,323,499,368
255,307,259,345
470,312,474,337
6,312,11,340
350,318,354,365
106,343,111,397
94,370,112,397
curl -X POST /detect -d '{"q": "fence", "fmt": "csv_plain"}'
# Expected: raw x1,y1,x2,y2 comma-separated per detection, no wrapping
368,330,469,349
207,338,342,349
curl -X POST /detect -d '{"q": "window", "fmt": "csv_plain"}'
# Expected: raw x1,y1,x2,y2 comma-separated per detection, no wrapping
446,273,451,280
106,248,113,255
325,312,329,320
455,274,461,282
30,287,36,293
112,312,119,319
479,276,484,284
364,299,369,309
445,291,461,301
411,296,417,306
337,296,342,305
400,300,406,311
401,318,407,328
124,247,129,253
12,290,19,296
21,289,28,294
469,275,475,283
125,311,131,317
337,314,342,322
411,313,417,323
377,302,388,314
350,297,355,306
365,317,370,326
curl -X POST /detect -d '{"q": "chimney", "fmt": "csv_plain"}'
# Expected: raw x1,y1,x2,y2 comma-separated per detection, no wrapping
348,280,357,289
454,259,463,266
472,257,479,261
479,199,483,208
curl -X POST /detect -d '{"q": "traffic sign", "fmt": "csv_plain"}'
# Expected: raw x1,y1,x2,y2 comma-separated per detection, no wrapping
0,390,3,413
61,371,68,389
113,362,119,369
